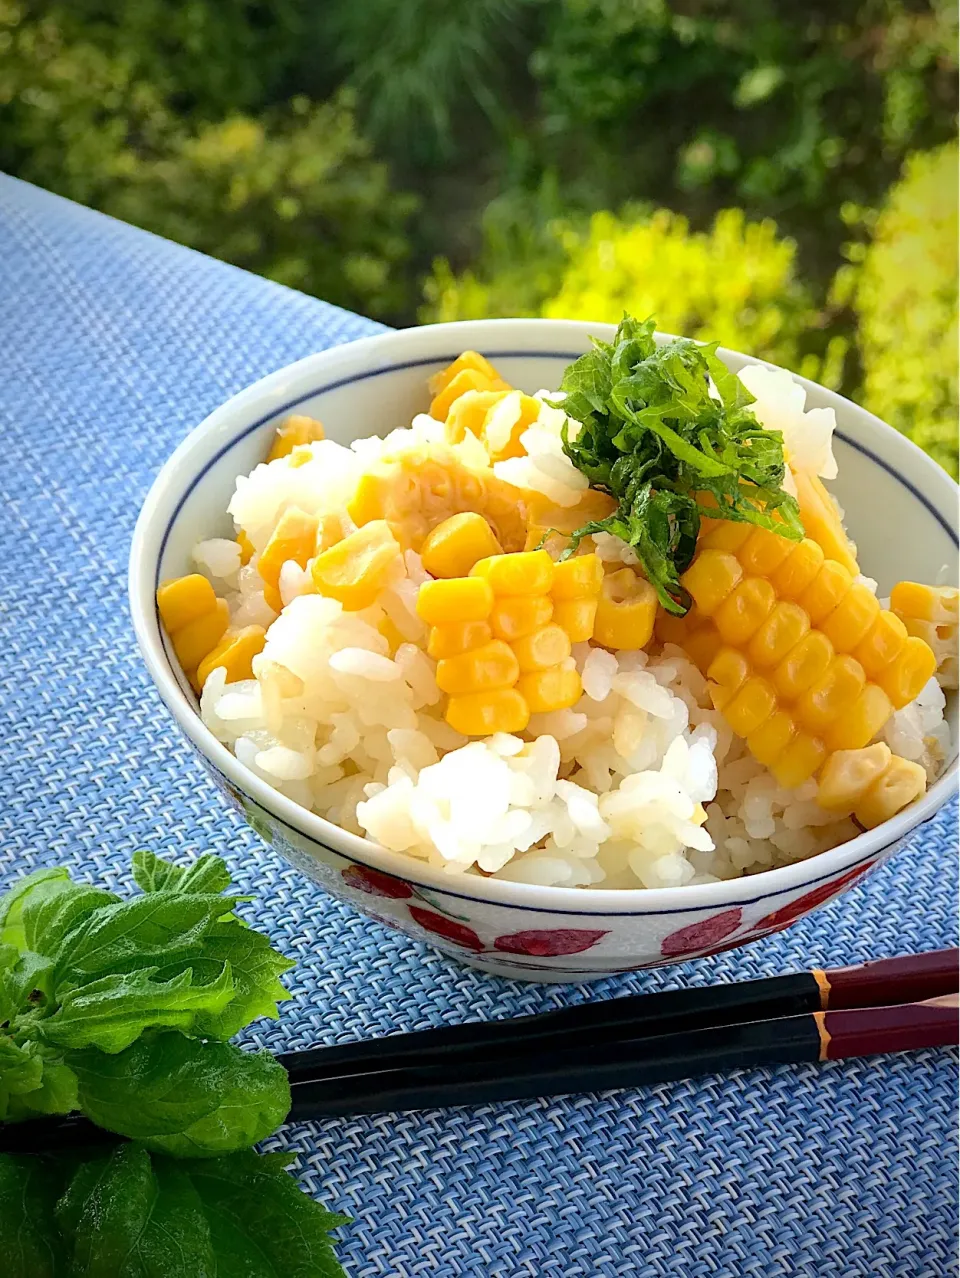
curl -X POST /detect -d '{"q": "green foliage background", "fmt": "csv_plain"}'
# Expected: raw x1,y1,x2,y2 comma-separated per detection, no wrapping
1,0,956,471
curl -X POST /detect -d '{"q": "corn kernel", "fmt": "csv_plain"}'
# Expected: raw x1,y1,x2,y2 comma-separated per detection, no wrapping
875,635,938,709
517,667,582,713
820,582,881,653
771,538,824,599
157,574,218,633
417,575,494,625
772,631,834,701
443,389,508,447
436,640,520,695
799,560,854,625
195,625,266,690
747,710,797,767
552,598,598,644
853,611,908,678
794,655,866,734
723,676,778,737
682,550,743,616
427,620,492,659
172,598,230,672
262,583,282,615
823,683,894,752
430,369,498,421
891,581,959,625
511,624,572,672
482,391,542,461
420,512,503,579
817,742,892,813
266,414,325,462
707,649,750,710
445,688,530,736
257,507,319,592
551,553,604,600
236,530,255,565
490,595,554,641
428,350,502,396
713,578,776,646
311,520,402,610
748,601,810,669
378,615,407,655
736,528,795,577
684,626,723,675
792,471,859,575
470,550,555,596
594,568,657,650
854,755,927,829
700,522,753,554
770,732,827,789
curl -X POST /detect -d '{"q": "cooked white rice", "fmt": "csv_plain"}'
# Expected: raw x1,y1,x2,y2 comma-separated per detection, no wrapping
193,367,950,889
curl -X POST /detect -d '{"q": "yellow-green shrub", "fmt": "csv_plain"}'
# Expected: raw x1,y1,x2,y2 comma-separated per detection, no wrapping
842,143,958,476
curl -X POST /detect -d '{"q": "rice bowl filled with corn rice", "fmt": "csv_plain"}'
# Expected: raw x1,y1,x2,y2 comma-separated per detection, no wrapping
154,321,956,892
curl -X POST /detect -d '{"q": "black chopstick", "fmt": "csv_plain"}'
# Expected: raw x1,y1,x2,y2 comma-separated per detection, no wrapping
280,947,959,1084
1,949,955,1153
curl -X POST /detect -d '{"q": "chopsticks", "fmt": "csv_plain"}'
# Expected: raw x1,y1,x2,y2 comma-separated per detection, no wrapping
2,948,956,1154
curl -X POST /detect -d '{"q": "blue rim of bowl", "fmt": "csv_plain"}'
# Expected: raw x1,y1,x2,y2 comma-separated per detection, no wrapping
140,342,959,917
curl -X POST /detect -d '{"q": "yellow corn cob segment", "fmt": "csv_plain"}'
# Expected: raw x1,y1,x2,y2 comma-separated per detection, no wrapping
257,507,319,604
511,624,572,672
266,414,325,463
446,689,530,736
677,527,937,796
173,598,230,676
594,568,657,651
551,554,605,600
196,625,266,690
890,581,959,689
490,595,554,641
420,512,503,579
427,620,493,659
552,598,598,644
517,667,582,713
417,576,494,625
436,640,520,695
471,550,555,596
347,446,530,554
311,520,401,610
157,574,218,633
792,471,859,575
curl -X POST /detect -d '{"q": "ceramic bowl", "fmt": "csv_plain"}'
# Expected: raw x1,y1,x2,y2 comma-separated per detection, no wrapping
129,320,958,981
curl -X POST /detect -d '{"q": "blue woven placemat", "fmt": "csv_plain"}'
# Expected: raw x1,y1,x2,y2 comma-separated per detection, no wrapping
1,174,956,1278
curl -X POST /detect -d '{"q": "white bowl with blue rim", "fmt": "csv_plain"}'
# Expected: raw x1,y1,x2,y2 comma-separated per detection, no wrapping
129,320,959,981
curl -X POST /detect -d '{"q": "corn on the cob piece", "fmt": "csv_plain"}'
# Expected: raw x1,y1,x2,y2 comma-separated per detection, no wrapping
890,581,959,689
156,573,232,693
417,549,587,733
816,743,927,829
791,470,859,575
420,512,503,579
311,520,402,610
266,414,325,463
677,529,936,807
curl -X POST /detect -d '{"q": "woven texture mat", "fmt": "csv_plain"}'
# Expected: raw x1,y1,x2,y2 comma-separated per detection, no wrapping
1,175,956,1278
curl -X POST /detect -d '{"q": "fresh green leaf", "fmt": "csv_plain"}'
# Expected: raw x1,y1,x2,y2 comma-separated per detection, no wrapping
0,869,73,951
188,1149,350,1278
5,1050,79,1120
0,1153,67,1277
559,314,803,612
69,1033,291,1157
50,1144,348,1277
150,924,293,1041
57,1143,217,1277
22,886,120,961
131,851,231,897
39,965,236,1055
1,950,57,1026
0,1039,45,1117
52,892,245,989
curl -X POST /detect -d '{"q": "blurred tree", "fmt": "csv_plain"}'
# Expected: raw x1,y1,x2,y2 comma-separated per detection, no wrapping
0,1,416,318
835,143,958,476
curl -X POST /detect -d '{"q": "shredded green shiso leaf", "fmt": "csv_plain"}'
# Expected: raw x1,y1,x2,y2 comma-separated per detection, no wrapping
0,851,349,1277
557,314,804,614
